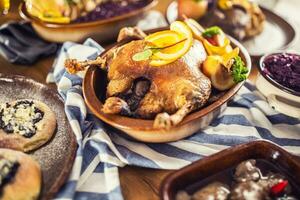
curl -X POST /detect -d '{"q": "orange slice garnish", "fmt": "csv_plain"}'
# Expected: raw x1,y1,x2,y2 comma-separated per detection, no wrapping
146,21,193,66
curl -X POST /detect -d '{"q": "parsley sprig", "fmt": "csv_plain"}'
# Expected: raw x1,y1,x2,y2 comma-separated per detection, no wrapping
231,56,248,83
202,26,222,38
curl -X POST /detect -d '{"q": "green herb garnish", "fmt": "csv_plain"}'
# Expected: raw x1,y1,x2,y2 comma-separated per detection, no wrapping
202,26,222,38
132,49,153,61
132,38,187,62
231,56,248,83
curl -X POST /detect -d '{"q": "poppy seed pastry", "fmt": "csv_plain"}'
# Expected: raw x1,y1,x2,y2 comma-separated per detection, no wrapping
0,148,41,200
0,99,56,152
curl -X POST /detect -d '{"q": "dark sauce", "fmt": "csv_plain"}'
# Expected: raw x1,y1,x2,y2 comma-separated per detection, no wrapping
184,159,300,198
74,0,151,23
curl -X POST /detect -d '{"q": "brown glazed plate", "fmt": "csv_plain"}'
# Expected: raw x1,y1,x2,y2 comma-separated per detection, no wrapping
0,74,77,200
166,1,297,59
83,28,251,143
19,0,157,43
160,140,300,200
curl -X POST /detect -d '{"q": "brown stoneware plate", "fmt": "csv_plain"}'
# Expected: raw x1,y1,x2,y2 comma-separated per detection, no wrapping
0,74,77,200
166,1,297,59
19,0,157,43
82,28,251,143
160,140,300,200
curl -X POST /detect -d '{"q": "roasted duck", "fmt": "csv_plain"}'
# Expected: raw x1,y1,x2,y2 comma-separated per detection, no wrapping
65,19,248,129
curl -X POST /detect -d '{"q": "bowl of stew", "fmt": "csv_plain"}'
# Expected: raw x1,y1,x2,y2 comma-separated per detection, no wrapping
19,0,157,43
161,140,300,200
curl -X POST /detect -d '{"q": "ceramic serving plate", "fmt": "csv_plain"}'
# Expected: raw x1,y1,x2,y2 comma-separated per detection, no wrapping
166,1,297,60
0,74,77,200
160,140,300,200
19,0,157,43
83,28,251,143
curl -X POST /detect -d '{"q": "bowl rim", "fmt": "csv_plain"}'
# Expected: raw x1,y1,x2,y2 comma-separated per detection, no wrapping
82,28,252,132
19,0,157,28
159,140,300,200
259,50,300,97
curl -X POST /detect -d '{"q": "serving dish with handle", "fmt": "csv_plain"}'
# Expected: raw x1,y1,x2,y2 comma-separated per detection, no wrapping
83,28,251,143
19,0,157,43
160,140,300,200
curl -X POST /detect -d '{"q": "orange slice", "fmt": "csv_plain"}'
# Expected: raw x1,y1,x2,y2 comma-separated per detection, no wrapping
150,21,193,62
145,30,184,47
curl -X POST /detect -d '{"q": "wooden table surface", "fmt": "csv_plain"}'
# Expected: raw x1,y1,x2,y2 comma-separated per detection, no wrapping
0,1,259,200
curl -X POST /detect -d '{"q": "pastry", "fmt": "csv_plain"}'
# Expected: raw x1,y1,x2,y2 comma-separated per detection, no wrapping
0,99,56,152
0,148,41,200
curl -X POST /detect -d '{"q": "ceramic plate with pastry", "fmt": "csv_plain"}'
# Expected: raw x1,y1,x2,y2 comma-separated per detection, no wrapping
0,74,77,199
0,148,41,200
0,99,56,152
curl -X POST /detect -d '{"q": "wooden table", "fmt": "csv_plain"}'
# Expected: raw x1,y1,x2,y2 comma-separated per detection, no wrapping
0,1,260,199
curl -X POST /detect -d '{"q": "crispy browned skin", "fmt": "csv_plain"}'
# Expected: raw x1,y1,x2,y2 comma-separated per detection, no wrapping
104,39,211,128
64,27,211,129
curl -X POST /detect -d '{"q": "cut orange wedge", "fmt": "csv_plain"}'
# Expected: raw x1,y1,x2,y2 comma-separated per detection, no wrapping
149,59,176,67
145,30,184,47
149,21,193,64
203,37,231,55
222,47,239,68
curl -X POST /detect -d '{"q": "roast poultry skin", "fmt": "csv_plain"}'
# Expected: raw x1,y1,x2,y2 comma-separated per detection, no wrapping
65,28,211,129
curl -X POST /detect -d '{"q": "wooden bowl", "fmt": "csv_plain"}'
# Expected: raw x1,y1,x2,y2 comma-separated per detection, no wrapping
160,140,300,200
19,0,157,43
83,32,251,143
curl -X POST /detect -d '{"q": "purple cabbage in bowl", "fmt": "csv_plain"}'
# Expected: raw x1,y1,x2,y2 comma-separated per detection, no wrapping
74,0,151,23
262,53,300,92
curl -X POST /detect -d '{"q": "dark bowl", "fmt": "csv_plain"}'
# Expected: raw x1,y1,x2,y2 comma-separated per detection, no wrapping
82,28,252,143
160,140,300,200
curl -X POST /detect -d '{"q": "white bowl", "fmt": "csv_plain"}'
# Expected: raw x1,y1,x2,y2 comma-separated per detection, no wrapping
256,51,300,118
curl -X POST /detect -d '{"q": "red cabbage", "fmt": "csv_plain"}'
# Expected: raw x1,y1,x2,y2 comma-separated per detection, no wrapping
263,53,300,92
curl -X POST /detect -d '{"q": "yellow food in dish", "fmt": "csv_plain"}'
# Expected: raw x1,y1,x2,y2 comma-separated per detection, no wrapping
145,21,194,67
25,0,71,24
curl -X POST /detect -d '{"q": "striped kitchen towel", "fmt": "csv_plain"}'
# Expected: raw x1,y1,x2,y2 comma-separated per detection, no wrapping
47,39,300,200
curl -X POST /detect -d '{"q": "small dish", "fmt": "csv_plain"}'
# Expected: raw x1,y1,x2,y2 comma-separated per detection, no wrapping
160,140,300,200
82,28,251,143
19,0,157,43
257,51,300,118
0,74,77,200
166,1,297,59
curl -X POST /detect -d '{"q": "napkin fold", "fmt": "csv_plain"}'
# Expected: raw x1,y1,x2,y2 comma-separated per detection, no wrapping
0,21,58,65
48,38,300,200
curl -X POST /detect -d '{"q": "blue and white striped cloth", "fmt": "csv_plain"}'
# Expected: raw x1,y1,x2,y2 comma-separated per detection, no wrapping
47,38,300,200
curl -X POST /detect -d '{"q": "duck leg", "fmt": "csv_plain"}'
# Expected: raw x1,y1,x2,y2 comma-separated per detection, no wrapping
153,102,194,129
102,97,132,116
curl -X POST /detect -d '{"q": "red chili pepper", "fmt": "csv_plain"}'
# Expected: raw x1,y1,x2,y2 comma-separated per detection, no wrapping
270,180,288,196
206,37,218,46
